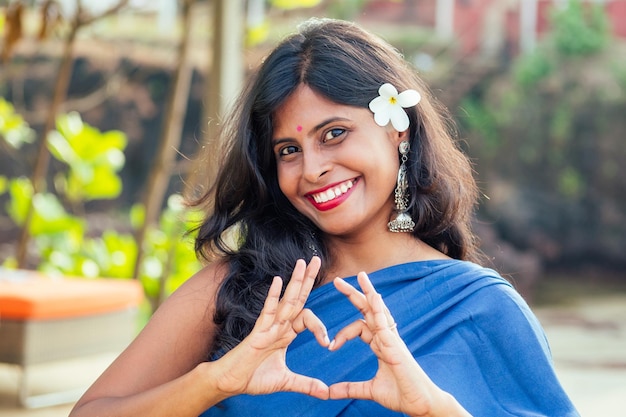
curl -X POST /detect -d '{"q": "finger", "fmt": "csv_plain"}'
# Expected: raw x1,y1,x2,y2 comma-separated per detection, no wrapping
284,373,330,400
279,257,321,323
333,277,371,318
329,319,372,351
334,275,386,330
329,380,371,401
298,256,321,306
254,276,283,330
276,259,308,322
357,272,396,331
282,259,307,300
292,308,330,347
334,275,398,338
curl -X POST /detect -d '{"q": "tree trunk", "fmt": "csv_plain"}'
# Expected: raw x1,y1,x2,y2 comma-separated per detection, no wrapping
132,0,195,305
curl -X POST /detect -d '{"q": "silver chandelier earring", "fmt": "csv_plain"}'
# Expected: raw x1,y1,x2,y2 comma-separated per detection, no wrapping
388,140,415,233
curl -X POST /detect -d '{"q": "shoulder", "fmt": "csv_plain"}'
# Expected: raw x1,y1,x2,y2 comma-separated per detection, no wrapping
445,261,536,319
446,262,552,352
445,266,579,414
409,259,511,295
440,260,518,298
422,260,544,340
132,260,230,367
151,260,228,342
165,260,228,307
129,260,230,374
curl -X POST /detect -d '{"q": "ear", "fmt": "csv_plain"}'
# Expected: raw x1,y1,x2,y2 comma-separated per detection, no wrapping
391,127,409,146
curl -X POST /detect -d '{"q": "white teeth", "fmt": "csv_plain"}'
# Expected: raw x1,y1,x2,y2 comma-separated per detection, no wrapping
311,180,354,204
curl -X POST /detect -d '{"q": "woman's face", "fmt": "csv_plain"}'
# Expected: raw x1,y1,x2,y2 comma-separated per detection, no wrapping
272,85,406,238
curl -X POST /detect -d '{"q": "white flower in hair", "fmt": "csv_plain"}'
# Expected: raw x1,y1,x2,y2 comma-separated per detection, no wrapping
368,83,421,132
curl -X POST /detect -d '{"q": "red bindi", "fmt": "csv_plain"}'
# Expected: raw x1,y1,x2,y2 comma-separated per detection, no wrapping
296,125,302,132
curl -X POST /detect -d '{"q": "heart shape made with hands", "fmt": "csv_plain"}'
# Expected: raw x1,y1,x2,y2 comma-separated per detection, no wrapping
229,257,429,413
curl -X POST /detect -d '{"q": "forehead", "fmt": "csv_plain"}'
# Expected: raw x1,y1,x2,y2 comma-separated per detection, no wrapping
273,85,357,133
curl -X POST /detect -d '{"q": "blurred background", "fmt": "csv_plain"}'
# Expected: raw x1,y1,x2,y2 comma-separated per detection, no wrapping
0,0,625,415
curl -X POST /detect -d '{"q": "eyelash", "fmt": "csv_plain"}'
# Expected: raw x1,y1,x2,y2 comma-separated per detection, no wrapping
276,127,348,158
324,128,346,142
279,145,299,156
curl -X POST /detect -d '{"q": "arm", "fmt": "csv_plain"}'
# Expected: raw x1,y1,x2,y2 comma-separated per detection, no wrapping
70,257,331,417
69,263,225,417
329,272,472,417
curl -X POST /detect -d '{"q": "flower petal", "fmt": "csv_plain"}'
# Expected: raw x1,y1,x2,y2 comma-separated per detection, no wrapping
374,110,391,127
378,83,398,99
368,96,388,113
389,107,410,131
397,89,421,108
369,83,421,131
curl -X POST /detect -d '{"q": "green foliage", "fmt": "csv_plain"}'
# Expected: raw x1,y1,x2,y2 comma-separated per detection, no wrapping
4,176,85,238
549,102,573,143
615,62,626,90
513,49,553,88
34,193,202,305
246,20,270,47
0,107,201,310
459,1,626,265
511,0,609,89
0,97,35,149
459,97,499,155
5,177,34,226
465,0,614,160
558,166,584,199
138,195,202,300
48,111,126,203
270,0,322,10
551,0,609,56
327,0,367,20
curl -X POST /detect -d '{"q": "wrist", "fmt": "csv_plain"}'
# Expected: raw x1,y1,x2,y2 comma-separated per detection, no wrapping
195,361,231,405
437,391,464,417
416,390,472,417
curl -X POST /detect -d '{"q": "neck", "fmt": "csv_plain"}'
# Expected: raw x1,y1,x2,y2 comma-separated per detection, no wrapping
322,229,449,282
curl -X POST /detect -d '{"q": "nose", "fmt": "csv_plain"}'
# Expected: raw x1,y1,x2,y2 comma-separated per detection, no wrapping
302,146,331,183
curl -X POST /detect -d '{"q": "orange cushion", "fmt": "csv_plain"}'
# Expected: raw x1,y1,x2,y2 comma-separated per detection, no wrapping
0,270,144,320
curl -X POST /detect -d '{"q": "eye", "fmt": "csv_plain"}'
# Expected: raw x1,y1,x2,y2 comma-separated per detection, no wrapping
278,145,300,157
323,128,346,142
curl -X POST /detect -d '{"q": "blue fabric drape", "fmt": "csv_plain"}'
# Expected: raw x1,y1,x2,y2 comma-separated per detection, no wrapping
201,260,579,417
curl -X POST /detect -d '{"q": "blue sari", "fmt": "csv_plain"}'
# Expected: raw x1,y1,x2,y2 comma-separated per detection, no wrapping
201,260,579,416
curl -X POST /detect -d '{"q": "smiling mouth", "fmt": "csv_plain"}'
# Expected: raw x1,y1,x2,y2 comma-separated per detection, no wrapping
308,179,356,204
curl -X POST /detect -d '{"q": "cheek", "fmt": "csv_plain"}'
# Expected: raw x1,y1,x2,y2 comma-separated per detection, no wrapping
276,165,298,200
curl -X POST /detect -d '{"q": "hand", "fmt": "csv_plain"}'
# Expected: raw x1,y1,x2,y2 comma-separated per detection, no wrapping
210,257,331,400
328,272,458,417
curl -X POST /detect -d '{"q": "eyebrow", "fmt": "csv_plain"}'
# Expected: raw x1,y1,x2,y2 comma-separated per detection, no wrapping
272,117,351,147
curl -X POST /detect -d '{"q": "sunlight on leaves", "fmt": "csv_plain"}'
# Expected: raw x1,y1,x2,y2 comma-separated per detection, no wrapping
48,112,127,202
0,98,35,148
270,0,322,10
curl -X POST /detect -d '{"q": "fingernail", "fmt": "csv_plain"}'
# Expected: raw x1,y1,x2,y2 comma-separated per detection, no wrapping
324,334,330,345
328,339,336,350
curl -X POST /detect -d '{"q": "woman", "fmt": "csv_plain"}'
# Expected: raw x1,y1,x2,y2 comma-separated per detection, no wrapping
70,19,579,417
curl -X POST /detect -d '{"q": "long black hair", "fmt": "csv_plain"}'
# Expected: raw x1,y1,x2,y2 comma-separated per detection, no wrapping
191,18,480,358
